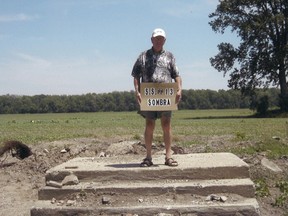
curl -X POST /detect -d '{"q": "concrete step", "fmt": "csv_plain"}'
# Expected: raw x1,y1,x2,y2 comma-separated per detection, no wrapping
45,153,250,182
39,178,255,200
31,153,260,216
31,198,260,216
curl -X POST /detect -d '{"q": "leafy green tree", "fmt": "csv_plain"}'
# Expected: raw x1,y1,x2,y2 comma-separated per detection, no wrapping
217,90,233,109
209,0,288,111
19,96,37,113
81,93,97,112
0,95,19,113
123,91,137,111
183,90,197,109
101,93,116,111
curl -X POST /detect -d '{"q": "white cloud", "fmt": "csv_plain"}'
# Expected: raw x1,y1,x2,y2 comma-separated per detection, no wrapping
0,13,38,22
0,51,133,95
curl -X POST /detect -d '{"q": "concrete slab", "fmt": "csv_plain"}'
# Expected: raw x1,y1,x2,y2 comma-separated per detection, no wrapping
45,153,250,182
32,153,260,216
31,198,260,216
39,178,255,200
261,158,283,172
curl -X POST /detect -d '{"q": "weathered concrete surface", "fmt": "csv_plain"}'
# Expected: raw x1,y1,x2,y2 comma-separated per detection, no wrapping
31,198,260,216
31,153,260,216
261,158,283,173
39,178,255,200
45,153,250,182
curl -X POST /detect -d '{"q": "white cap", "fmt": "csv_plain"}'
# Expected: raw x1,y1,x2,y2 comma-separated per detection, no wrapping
152,28,166,38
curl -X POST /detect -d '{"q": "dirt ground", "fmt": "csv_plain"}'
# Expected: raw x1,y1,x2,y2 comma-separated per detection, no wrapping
0,137,287,216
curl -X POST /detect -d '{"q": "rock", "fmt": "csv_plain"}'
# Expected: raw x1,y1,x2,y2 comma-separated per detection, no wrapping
205,195,211,201
261,158,282,173
211,194,220,201
62,174,79,186
57,200,65,206
171,146,185,154
220,196,228,202
66,200,76,206
60,149,68,153
102,196,111,204
206,194,224,202
46,180,62,188
272,136,280,140
99,152,106,157
51,198,57,204
43,149,49,153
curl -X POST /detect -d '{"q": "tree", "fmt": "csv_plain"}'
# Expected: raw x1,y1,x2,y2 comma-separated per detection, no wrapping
209,0,288,111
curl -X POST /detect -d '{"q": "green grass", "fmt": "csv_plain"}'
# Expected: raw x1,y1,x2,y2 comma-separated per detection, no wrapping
0,112,143,143
0,109,288,158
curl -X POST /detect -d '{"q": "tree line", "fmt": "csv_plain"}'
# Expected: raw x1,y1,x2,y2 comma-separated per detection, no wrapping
0,88,280,114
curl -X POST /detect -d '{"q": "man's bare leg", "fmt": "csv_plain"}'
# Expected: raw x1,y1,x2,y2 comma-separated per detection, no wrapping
161,116,178,166
144,118,155,159
161,116,172,159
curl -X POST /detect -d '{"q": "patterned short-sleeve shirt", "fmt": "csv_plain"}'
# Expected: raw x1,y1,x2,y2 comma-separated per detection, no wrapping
131,48,180,83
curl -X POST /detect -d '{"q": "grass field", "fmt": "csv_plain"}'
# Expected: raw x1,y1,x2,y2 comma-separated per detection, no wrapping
1,109,288,158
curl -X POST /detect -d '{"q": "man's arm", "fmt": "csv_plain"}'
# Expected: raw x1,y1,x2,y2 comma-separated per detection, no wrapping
175,76,182,104
133,77,142,104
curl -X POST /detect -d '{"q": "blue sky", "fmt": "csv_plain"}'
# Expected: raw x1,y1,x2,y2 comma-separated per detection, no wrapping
0,0,238,96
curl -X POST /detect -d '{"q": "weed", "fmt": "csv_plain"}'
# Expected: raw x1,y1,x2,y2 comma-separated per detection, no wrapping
181,140,201,147
153,134,163,144
274,179,288,207
204,144,213,153
235,131,246,140
133,134,141,140
232,139,288,159
255,178,270,197
259,140,288,159
172,135,181,142
231,146,256,156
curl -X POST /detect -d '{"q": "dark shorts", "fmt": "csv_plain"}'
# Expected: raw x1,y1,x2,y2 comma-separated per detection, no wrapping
138,111,172,120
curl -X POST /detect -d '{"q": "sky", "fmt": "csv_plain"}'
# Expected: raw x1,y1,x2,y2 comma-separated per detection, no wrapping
0,0,239,96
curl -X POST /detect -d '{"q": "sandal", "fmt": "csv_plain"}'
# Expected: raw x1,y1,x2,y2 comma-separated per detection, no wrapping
165,158,178,167
140,158,153,167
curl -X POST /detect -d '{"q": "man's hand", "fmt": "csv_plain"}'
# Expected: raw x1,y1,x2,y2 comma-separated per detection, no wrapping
175,89,182,104
174,76,182,105
133,78,141,104
136,92,142,104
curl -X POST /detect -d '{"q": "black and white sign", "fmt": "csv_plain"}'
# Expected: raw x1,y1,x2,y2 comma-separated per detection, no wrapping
140,83,178,111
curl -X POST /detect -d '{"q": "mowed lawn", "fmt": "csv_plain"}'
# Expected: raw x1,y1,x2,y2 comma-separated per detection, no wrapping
0,109,287,157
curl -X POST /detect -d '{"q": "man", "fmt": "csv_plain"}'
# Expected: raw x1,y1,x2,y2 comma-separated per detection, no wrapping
131,28,182,167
